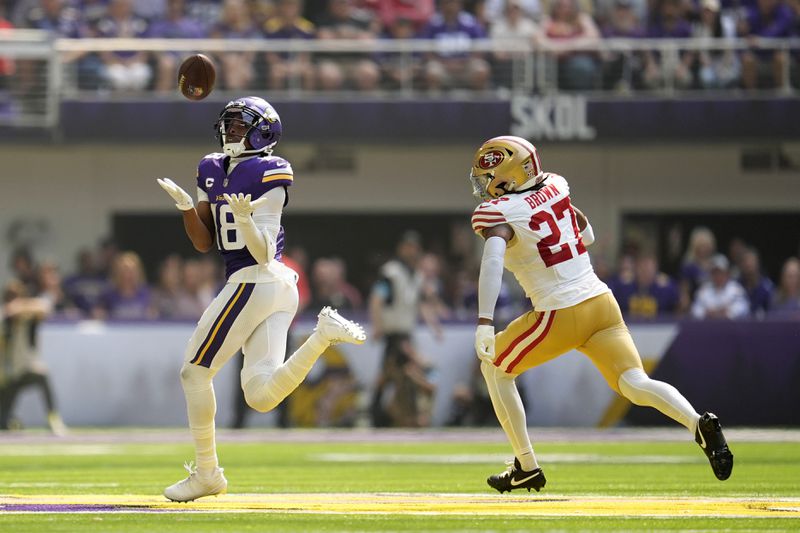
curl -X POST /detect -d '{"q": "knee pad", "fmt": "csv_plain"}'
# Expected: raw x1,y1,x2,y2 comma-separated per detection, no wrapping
180,363,214,393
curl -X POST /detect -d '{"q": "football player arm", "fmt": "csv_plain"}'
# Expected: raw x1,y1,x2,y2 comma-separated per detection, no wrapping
184,201,215,253
477,224,514,326
572,205,595,246
474,223,512,362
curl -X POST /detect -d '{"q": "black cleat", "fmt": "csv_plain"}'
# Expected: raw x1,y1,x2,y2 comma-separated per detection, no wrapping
487,458,546,493
695,412,734,481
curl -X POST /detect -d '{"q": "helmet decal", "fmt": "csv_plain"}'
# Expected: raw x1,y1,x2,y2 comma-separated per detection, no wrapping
470,136,544,201
478,150,505,170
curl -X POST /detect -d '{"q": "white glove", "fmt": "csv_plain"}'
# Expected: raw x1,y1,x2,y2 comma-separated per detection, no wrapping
223,193,275,265
157,178,193,211
475,324,496,363
224,193,259,221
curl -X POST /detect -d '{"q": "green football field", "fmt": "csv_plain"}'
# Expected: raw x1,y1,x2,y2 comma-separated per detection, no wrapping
0,428,798,532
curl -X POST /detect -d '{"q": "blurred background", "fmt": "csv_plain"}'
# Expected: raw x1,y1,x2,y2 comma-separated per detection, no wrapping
0,0,798,434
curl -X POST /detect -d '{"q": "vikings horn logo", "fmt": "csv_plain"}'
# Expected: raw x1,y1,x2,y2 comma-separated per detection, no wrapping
479,150,505,170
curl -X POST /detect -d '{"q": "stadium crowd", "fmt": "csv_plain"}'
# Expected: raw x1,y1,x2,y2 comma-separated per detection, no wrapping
4,224,800,323
1,0,798,92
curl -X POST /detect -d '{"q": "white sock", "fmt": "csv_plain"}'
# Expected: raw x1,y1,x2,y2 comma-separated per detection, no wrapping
480,362,539,471
243,332,329,413
618,368,701,434
180,365,218,476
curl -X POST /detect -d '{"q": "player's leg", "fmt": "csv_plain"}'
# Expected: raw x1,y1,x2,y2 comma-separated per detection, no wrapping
166,282,267,501
482,308,577,493
241,282,365,413
481,360,546,493
578,293,732,480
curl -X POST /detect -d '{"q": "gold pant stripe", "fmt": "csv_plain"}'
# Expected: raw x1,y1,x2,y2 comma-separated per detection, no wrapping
505,310,557,374
494,311,545,366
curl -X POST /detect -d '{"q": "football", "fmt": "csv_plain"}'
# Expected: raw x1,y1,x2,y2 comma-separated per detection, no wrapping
178,54,216,101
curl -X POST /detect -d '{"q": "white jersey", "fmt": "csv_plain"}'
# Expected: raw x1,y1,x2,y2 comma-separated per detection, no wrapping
471,173,609,311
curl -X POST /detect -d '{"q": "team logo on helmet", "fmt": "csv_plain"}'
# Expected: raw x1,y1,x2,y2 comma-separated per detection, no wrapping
478,150,505,169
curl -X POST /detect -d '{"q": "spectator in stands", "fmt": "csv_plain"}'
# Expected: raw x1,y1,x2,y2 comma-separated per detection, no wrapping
370,0,436,32
18,0,84,37
420,0,490,91
643,0,693,89
0,279,67,435
36,260,79,319
376,16,420,89
133,0,169,21
94,251,155,320
310,257,363,311
14,0,93,97
736,247,773,317
612,254,680,319
95,0,152,91
690,254,750,319
186,0,225,29
153,254,198,319
538,0,602,90
63,248,108,317
316,0,381,90
680,225,717,302
149,0,208,93
689,0,741,89
210,0,261,91
250,0,277,28
768,257,800,318
264,0,317,91
738,0,794,90
182,258,217,315
484,0,541,22
600,0,647,91
489,0,540,90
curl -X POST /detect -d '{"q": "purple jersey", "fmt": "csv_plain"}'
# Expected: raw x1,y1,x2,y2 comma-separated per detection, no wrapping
611,275,680,318
420,12,486,57
197,153,293,279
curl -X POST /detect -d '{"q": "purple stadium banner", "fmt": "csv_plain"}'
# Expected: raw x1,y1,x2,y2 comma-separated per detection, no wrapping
51,97,800,142
625,320,800,427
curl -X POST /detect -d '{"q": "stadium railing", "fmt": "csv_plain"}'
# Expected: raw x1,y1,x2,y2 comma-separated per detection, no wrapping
0,32,798,129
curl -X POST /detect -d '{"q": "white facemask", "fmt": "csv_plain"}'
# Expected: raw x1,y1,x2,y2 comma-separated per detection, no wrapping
223,140,246,158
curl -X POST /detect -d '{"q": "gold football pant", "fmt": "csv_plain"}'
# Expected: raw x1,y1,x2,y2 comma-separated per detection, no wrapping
492,292,642,392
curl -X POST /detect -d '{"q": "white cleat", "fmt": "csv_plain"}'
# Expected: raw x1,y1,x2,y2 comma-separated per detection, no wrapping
164,462,227,502
315,306,367,345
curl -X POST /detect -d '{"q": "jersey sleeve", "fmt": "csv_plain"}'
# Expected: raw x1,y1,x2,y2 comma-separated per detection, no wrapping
471,201,508,235
256,157,294,196
196,155,215,197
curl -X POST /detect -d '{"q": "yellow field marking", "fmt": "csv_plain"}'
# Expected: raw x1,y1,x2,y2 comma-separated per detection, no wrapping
1,494,799,518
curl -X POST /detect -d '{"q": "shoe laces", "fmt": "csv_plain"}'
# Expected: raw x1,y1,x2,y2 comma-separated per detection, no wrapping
499,459,516,478
182,461,197,478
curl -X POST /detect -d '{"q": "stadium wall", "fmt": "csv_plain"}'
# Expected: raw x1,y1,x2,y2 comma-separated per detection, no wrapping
15,320,798,428
1,142,798,280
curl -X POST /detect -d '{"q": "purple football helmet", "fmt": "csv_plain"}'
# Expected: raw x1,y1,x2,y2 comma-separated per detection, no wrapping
214,96,282,158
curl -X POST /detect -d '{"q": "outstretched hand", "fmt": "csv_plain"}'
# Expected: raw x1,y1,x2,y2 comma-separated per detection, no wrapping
157,178,194,211
224,193,271,221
